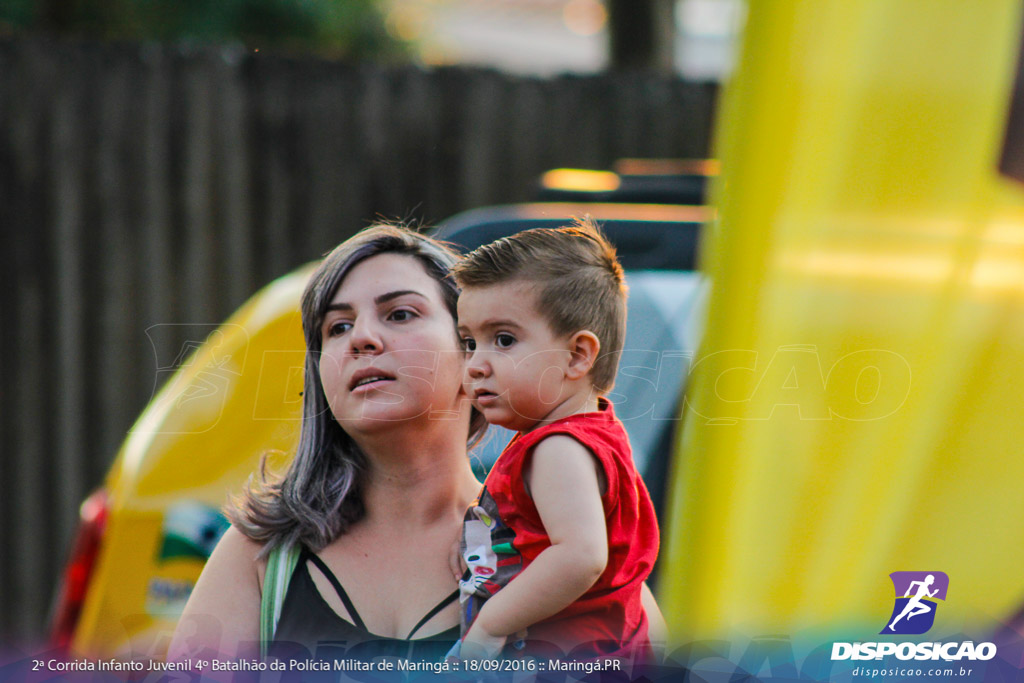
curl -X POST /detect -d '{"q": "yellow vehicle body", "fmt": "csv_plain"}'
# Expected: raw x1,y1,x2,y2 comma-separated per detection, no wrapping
71,268,311,657
663,0,1024,644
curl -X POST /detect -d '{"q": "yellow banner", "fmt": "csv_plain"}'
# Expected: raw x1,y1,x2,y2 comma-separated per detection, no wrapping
663,0,1024,641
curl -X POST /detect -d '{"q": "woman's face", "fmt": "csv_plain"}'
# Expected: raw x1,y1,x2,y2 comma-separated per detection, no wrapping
318,252,467,438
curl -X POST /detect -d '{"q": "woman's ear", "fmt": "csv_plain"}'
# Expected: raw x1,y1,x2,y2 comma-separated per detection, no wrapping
565,331,600,380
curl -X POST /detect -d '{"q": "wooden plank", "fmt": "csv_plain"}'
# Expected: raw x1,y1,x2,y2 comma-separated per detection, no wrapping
11,37,59,641
117,49,155,417
253,57,296,281
214,47,257,311
357,65,393,222
179,49,218,328
399,67,446,224
138,45,177,410
432,68,469,222
94,46,141,493
283,58,315,265
639,76,675,159
50,38,90,568
607,72,645,160
300,62,359,257
458,70,506,209
506,78,548,204
677,80,717,158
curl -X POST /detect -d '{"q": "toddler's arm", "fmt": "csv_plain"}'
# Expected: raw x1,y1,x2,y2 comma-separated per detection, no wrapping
463,434,608,655
642,582,667,660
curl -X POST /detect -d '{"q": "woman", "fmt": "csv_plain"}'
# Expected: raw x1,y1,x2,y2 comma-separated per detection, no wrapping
168,225,664,662
169,225,484,661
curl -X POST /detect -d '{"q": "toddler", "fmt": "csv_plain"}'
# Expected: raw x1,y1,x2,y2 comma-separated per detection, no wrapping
450,218,659,661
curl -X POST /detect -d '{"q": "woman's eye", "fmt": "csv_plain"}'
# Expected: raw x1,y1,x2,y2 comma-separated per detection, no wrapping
327,321,352,337
462,337,477,352
388,309,415,323
495,333,516,348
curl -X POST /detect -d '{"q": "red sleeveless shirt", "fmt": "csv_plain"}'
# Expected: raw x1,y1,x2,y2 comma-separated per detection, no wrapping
459,399,659,660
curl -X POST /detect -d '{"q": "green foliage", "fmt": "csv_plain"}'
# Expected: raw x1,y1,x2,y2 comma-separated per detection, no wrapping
0,0,36,28
0,0,406,60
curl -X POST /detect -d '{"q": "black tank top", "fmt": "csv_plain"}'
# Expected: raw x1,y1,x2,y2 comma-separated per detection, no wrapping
270,547,460,662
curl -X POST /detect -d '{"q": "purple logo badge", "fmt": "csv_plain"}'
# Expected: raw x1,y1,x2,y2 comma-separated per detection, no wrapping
882,571,949,635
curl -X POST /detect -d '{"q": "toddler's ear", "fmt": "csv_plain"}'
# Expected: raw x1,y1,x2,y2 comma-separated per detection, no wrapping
566,331,600,380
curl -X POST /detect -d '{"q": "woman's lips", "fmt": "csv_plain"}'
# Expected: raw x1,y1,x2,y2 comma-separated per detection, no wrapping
349,377,395,394
348,367,396,392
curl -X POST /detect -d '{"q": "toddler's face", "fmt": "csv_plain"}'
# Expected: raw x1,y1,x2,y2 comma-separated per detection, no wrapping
457,282,574,432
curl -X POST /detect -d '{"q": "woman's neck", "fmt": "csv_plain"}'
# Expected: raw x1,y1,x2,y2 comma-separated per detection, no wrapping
355,425,480,526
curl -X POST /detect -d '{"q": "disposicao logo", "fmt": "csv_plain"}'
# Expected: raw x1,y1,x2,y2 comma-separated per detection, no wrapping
831,571,997,663
882,571,949,635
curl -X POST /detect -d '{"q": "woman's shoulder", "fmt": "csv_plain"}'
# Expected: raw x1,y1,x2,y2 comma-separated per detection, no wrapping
217,525,266,557
208,525,270,587
169,526,268,659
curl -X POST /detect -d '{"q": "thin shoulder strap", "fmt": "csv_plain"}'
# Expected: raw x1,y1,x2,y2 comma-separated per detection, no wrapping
304,549,368,632
405,589,459,640
259,542,301,658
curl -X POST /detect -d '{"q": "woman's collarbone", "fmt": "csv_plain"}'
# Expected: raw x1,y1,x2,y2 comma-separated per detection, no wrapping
312,549,457,638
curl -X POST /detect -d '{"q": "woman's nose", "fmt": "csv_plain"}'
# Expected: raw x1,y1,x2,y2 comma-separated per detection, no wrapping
348,316,383,353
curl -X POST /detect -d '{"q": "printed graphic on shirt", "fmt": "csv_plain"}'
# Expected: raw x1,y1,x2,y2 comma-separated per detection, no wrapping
458,488,523,630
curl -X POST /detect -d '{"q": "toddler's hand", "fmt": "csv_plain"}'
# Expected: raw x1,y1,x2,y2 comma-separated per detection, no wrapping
461,624,507,660
448,537,467,581
444,639,463,663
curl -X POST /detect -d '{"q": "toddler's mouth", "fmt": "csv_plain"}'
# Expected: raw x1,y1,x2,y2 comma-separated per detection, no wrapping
473,390,499,406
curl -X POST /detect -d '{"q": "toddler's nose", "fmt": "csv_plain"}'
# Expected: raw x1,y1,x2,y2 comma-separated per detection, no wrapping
465,351,490,379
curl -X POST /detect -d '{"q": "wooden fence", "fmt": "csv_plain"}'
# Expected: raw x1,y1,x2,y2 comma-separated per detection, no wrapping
0,34,716,642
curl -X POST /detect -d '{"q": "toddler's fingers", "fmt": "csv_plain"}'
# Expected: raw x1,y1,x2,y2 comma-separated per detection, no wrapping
449,538,463,580
444,639,463,662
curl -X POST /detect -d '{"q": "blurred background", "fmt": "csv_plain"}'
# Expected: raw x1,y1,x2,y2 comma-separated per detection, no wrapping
0,0,735,646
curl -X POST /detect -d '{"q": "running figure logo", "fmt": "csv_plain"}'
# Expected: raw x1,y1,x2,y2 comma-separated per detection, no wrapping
882,571,949,635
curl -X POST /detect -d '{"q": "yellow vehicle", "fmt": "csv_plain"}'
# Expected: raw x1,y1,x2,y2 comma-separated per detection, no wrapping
51,200,709,658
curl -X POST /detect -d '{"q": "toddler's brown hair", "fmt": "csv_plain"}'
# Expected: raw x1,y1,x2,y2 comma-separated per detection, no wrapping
452,217,627,392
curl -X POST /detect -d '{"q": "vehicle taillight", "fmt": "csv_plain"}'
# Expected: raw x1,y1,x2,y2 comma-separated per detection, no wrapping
49,488,109,651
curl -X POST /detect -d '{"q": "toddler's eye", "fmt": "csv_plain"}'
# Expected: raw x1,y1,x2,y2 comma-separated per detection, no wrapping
462,337,477,352
495,333,516,348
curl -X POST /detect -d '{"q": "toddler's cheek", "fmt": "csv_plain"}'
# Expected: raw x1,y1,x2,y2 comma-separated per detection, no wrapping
506,368,562,412
537,366,565,404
